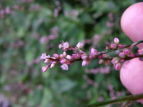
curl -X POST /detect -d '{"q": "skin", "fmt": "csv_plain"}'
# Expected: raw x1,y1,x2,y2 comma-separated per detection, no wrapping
120,2,143,104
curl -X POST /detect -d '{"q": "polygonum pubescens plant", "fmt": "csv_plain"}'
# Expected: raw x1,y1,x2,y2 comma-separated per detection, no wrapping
40,38,143,72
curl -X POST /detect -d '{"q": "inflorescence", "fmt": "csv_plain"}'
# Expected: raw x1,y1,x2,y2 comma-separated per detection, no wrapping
40,38,143,72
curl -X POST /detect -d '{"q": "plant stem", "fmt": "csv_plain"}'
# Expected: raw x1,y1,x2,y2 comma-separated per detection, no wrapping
85,93,143,107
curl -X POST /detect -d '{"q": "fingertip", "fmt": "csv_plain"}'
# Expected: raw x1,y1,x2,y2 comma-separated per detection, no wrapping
121,2,143,48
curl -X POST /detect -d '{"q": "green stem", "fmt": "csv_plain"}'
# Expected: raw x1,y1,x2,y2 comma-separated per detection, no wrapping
85,93,143,107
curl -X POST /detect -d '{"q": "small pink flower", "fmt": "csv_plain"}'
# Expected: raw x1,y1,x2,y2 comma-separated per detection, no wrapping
123,49,131,55
66,55,72,59
53,54,59,59
114,63,121,70
62,42,70,49
50,63,55,68
60,58,67,64
81,54,88,60
111,57,119,64
138,48,143,55
82,60,91,66
72,53,81,59
110,44,117,49
76,42,84,49
58,44,63,49
44,59,50,63
40,53,50,59
42,65,49,72
114,37,119,44
63,52,67,57
61,64,68,70
119,52,126,58
91,48,97,53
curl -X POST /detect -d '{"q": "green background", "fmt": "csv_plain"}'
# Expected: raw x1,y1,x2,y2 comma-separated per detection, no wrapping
0,0,142,107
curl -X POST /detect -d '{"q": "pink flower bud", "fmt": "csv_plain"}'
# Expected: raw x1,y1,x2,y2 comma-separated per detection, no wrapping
72,54,80,59
76,42,84,49
61,64,68,70
114,37,119,44
42,65,49,72
40,53,50,59
62,42,70,49
53,54,59,59
119,52,126,58
50,63,55,68
63,52,67,57
44,59,50,63
91,48,97,53
110,44,117,49
58,44,63,49
66,55,72,59
114,63,121,70
60,58,67,64
82,60,91,66
123,49,131,55
81,54,88,60
138,48,143,55
111,57,119,64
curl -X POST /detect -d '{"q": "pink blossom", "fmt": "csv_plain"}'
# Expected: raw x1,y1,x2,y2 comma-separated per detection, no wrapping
62,42,70,49
40,53,50,59
114,63,121,70
82,60,91,66
44,59,50,63
119,52,126,58
114,37,119,44
123,49,131,55
50,63,55,68
138,48,143,55
66,55,72,59
91,48,97,53
61,64,68,70
81,54,88,60
42,65,49,72
110,44,117,49
58,44,63,49
76,42,84,49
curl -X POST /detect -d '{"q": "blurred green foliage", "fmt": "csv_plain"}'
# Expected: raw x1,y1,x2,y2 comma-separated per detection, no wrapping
0,0,142,107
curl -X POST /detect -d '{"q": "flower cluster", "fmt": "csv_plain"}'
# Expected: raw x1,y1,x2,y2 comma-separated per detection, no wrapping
40,38,143,72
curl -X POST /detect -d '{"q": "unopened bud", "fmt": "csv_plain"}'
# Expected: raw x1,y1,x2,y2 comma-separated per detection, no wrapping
50,63,55,68
123,49,131,55
82,60,91,66
81,54,88,60
42,65,49,72
91,48,97,53
119,52,126,58
53,54,59,59
63,52,67,57
58,44,63,49
111,57,119,64
66,55,72,59
60,58,67,64
76,42,84,49
138,48,143,55
114,37,119,44
110,44,117,49
114,63,121,70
